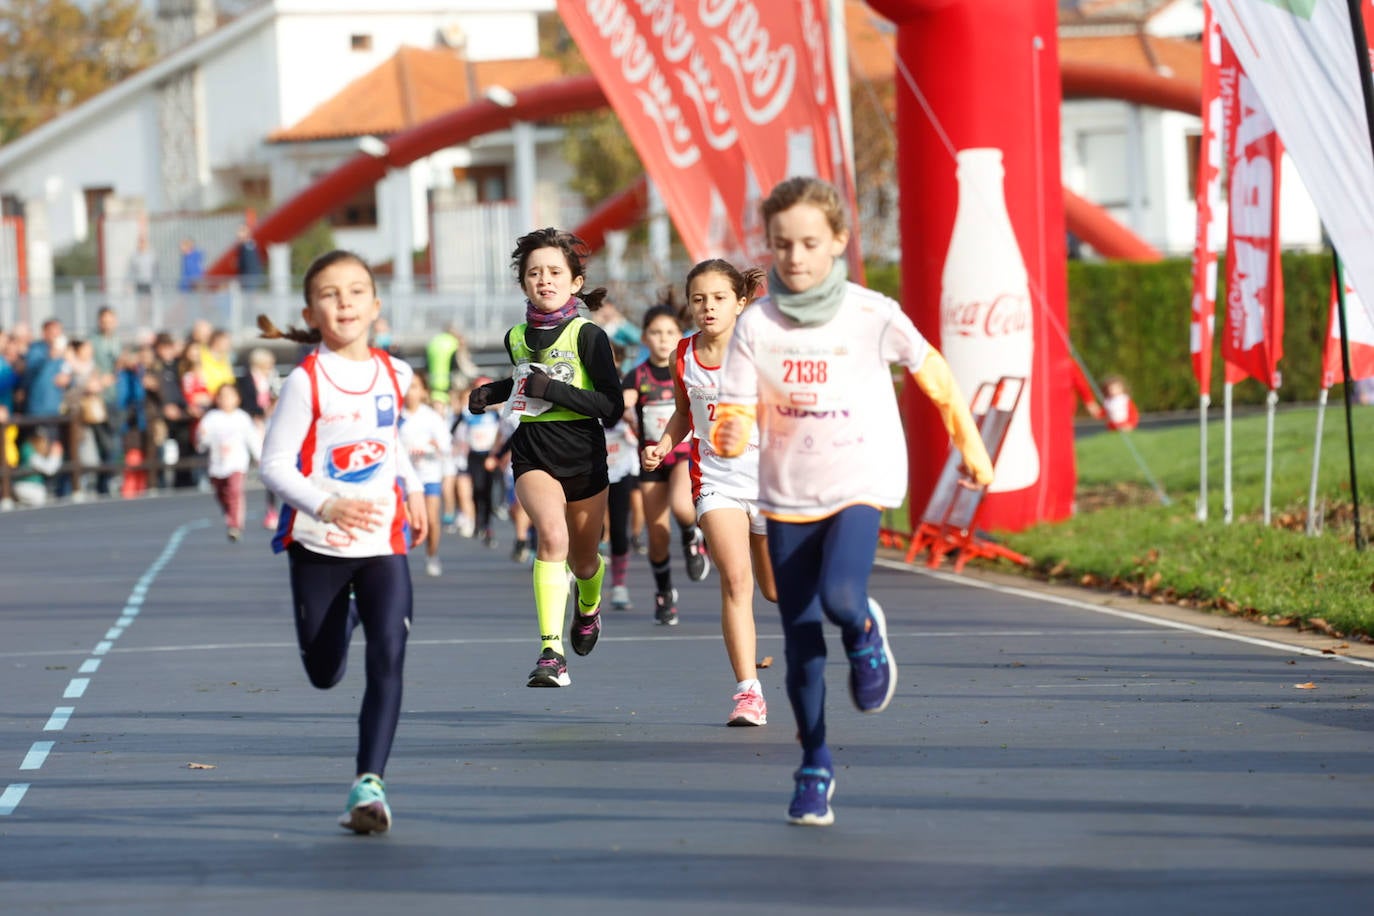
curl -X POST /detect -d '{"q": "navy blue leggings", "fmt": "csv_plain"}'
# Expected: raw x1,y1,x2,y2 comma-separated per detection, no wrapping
287,545,412,777
766,505,880,759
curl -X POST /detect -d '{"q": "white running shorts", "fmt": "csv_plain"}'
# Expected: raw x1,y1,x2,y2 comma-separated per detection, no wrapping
695,490,766,535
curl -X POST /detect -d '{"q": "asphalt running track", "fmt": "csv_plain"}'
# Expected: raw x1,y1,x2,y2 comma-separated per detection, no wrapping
2,493,1372,915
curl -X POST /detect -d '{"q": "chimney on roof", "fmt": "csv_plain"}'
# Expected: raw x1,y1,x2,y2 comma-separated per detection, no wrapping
156,0,216,57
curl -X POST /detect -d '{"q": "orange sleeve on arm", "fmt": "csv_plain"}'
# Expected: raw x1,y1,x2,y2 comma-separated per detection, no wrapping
912,351,995,486
709,403,756,458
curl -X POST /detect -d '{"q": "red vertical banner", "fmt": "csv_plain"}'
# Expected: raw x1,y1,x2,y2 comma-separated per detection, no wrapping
1322,261,1374,388
1219,38,1284,390
556,0,753,260
1190,2,1223,398
677,0,861,267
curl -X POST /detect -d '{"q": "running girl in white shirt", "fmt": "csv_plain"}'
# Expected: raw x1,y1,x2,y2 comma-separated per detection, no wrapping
466,228,624,687
400,372,452,576
643,259,776,727
194,382,262,541
258,249,428,835
712,178,993,826
624,303,710,626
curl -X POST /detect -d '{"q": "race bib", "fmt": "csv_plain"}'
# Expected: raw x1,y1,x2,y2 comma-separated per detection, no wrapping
757,347,849,413
501,363,554,420
687,384,717,441
640,399,675,442
290,475,395,550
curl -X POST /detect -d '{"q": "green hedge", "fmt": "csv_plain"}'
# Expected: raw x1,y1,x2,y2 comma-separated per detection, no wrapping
865,252,1338,412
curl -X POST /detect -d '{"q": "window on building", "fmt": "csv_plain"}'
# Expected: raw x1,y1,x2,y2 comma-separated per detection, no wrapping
240,175,271,204
351,34,372,51
452,165,509,203
1185,132,1200,199
83,187,113,228
325,185,379,228
1079,130,1130,209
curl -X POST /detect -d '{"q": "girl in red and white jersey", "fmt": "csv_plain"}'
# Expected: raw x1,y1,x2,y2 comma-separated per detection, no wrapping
259,250,427,836
712,178,993,826
643,259,777,727
624,302,710,626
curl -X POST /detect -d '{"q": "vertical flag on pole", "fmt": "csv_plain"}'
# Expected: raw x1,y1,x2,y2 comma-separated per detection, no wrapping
1191,1,1223,399
1323,261,1374,389
1209,1,1374,331
1219,38,1285,391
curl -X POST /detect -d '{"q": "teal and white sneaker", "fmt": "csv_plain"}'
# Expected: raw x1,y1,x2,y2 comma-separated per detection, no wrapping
338,773,391,834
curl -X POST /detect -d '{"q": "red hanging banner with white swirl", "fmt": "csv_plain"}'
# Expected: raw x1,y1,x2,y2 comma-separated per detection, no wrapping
557,0,754,261
676,0,860,268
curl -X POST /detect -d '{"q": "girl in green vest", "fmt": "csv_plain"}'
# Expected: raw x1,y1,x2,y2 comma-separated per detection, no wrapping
467,228,626,687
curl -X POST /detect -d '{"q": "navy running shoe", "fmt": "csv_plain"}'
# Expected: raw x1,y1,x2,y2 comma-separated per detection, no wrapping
787,767,835,826
847,598,897,713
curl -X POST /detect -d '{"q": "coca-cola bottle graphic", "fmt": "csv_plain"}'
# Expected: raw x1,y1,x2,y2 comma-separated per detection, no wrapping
939,147,1039,492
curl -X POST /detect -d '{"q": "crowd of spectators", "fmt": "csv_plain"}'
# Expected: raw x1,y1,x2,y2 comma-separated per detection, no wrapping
0,309,279,508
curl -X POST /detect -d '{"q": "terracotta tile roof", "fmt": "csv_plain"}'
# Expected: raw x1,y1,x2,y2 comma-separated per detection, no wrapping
269,46,566,143
1060,33,1200,84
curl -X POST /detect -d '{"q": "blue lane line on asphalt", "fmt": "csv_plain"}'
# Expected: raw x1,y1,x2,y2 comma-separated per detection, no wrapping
43,708,74,731
1,520,206,816
20,743,54,771
0,784,29,816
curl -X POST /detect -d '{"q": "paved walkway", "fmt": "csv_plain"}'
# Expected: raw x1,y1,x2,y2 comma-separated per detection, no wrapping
2,494,1371,914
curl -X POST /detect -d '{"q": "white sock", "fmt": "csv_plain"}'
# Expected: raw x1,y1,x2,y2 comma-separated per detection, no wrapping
736,678,762,696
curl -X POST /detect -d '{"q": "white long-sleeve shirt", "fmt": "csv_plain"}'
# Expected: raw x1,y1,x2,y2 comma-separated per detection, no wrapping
261,346,420,557
718,283,930,521
399,402,451,486
195,407,262,477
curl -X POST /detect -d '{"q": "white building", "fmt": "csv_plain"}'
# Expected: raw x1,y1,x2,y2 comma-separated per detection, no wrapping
0,0,565,307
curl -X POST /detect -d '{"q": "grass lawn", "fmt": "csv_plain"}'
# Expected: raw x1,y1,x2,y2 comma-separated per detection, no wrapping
986,401,1374,640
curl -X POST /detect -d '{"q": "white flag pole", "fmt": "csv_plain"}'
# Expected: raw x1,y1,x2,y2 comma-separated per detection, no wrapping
1197,393,1210,522
1263,388,1278,525
1307,387,1329,535
1223,381,1234,524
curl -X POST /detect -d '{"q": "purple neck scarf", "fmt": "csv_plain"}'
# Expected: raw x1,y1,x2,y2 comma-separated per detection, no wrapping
525,297,582,329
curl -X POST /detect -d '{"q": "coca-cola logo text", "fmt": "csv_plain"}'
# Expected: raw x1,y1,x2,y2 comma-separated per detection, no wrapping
940,293,1031,338
585,0,740,165
699,0,798,125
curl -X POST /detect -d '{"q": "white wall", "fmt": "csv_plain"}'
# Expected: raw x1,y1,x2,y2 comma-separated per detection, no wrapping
1,93,159,248
201,27,283,182
1062,97,1324,257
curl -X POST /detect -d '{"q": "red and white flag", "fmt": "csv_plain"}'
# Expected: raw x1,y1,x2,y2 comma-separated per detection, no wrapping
556,0,753,261
1322,260,1374,388
1210,1,1374,335
1219,38,1284,390
1190,2,1223,398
